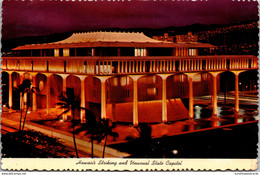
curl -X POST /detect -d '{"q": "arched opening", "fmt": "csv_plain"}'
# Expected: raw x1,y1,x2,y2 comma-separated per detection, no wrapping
36,73,47,109
239,70,258,93
219,71,235,94
50,74,63,108
66,75,81,120
85,76,101,119
106,76,133,123
166,74,189,121
12,72,21,110
193,72,213,97
167,74,189,98
138,75,162,123
2,72,9,107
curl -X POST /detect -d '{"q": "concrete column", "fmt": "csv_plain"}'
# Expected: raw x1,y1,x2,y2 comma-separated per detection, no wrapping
20,75,24,111
129,75,142,126
183,73,197,119
96,76,111,119
58,74,68,120
187,74,195,119
46,74,51,115
8,73,13,109
133,79,138,126
32,74,37,112
78,76,87,123
158,74,171,123
212,74,218,116
101,81,106,119
162,78,167,122
210,72,222,116
235,73,239,113
232,71,244,113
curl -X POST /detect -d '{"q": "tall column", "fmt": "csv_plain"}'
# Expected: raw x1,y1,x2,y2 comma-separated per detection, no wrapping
235,73,239,113
158,74,171,123
212,75,217,116
97,76,111,119
31,74,37,112
162,78,167,122
133,79,138,126
46,74,51,115
210,72,222,116
8,72,13,109
232,71,243,113
130,75,142,126
101,81,106,119
78,76,86,123
186,73,196,119
20,75,24,112
58,74,68,120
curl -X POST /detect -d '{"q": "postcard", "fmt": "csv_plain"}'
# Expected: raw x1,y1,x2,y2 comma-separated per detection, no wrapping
1,0,259,171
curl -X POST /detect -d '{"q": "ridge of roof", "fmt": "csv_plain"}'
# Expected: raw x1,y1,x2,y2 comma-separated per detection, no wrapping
52,31,165,44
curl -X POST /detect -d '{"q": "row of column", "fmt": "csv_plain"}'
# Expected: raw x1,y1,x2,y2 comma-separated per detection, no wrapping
7,71,243,126
129,71,243,126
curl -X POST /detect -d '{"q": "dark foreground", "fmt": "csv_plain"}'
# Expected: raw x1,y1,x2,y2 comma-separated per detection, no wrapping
110,121,258,158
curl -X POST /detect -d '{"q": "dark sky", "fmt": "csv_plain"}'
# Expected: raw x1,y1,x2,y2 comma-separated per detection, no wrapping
2,0,258,39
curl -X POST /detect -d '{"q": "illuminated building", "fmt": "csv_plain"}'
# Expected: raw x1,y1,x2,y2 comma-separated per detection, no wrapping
2,31,258,125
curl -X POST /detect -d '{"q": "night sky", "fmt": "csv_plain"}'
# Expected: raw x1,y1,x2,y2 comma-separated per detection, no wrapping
2,0,258,39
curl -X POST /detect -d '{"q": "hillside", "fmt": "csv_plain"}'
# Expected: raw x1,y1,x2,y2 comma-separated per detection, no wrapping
2,21,258,56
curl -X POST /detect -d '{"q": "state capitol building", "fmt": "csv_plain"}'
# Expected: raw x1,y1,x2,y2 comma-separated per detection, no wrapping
2,31,258,126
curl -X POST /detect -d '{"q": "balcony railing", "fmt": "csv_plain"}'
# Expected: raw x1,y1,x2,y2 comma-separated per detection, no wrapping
2,55,258,76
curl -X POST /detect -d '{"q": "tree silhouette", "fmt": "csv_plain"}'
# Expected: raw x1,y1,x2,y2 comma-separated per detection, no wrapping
57,88,81,158
97,118,118,158
75,109,100,158
17,79,35,131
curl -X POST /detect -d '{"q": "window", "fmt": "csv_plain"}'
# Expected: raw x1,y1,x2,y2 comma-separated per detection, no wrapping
135,48,146,56
188,49,196,56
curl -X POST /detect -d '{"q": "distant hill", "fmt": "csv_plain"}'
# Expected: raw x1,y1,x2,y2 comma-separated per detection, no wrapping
1,20,258,55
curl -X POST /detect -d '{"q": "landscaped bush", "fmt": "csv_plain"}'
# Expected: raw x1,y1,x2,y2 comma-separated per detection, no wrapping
2,130,69,158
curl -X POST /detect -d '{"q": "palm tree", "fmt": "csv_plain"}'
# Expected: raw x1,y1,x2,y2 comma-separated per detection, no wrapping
97,118,118,158
57,88,81,158
17,79,35,131
75,109,100,158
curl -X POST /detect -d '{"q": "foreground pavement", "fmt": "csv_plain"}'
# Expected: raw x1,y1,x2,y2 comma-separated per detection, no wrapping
1,93,258,158
1,113,130,158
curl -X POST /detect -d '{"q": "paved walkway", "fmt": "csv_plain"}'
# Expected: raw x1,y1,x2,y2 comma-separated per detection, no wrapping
1,112,130,158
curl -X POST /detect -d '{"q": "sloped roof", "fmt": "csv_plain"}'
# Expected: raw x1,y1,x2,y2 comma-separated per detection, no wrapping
54,31,163,44
12,31,216,50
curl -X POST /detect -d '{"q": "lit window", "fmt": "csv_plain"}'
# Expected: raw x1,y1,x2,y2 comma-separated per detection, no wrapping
120,77,126,86
135,48,146,56
147,87,156,95
113,78,118,86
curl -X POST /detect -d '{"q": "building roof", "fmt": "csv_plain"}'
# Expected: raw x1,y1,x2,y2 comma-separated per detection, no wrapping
12,31,216,50
54,31,163,43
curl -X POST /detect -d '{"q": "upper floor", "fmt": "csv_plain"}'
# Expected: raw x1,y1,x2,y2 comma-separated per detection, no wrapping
4,31,216,57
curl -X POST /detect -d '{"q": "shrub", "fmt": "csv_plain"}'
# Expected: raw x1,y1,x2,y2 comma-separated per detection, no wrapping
2,130,69,158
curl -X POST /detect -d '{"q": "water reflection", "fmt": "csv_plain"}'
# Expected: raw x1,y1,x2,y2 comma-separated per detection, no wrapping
33,103,258,144
185,104,258,133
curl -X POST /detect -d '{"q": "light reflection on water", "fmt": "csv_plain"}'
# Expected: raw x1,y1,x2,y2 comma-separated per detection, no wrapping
186,104,258,132
34,103,258,143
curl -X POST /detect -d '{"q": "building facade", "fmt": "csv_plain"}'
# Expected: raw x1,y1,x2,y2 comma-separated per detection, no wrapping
2,31,258,125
